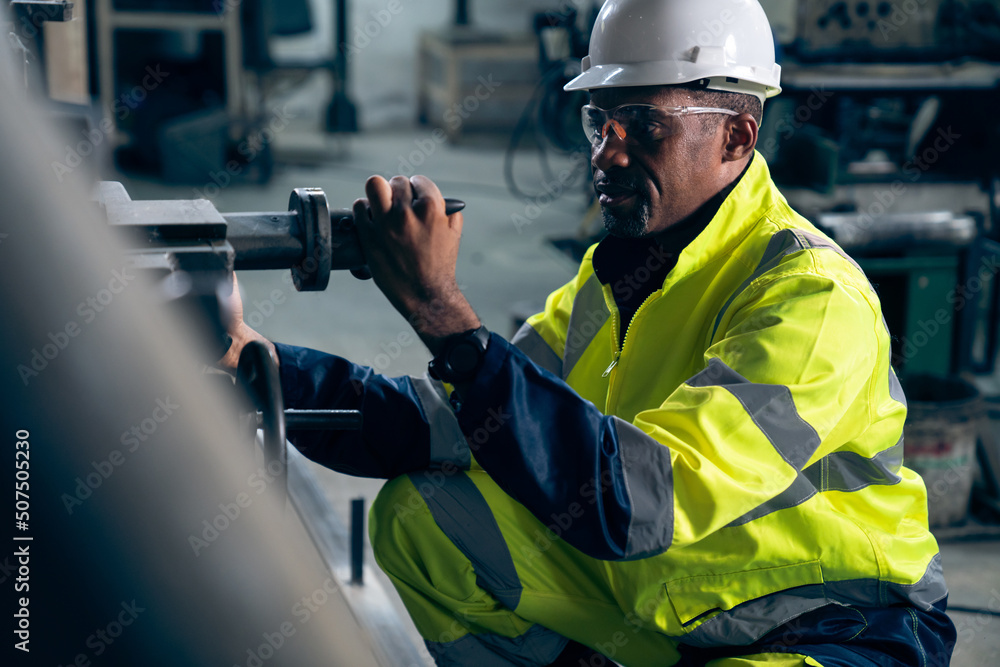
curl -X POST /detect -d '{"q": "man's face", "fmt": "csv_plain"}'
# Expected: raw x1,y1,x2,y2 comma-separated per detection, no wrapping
590,86,728,238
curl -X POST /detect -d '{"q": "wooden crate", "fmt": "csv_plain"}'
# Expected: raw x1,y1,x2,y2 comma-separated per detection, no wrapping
418,28,538,142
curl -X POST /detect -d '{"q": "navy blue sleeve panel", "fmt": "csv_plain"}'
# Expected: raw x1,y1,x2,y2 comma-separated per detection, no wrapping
457,333,634,561
274,343,431,479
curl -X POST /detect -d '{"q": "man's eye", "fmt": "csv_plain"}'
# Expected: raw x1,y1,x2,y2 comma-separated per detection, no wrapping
633,122,662,140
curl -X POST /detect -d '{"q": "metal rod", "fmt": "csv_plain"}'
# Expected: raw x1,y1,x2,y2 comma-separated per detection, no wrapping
255,409,363,431
225,212,304,270
226,199,463,272
335,0,348,86
350,497,365,585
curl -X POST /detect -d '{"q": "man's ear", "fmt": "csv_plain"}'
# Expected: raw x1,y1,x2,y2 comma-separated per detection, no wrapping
722,114,758,161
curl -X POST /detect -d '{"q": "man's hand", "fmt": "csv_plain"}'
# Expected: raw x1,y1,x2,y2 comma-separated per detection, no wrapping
353,175,480,357
218,272,278,371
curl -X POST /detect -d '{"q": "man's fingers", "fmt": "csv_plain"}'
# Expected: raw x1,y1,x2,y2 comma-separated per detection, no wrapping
364,175,393,217
388,175,412,213
410,174,444,209
352,197,370,220
411,175,461,231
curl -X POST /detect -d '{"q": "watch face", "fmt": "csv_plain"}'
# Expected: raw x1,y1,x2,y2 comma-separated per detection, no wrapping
448,341,482,375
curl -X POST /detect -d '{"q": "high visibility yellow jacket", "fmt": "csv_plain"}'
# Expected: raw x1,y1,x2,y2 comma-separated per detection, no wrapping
276,152,946,646
501,152,946,644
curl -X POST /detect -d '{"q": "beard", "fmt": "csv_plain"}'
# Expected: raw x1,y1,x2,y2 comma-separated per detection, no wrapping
601,193,652,239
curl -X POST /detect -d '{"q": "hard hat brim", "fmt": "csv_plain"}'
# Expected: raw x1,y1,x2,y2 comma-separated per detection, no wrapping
564,62,782,102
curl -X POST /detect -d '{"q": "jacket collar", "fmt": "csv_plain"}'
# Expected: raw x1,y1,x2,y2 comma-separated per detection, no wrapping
665,151,782,286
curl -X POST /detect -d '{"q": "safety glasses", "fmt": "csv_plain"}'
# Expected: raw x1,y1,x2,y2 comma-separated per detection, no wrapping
581,103,738,146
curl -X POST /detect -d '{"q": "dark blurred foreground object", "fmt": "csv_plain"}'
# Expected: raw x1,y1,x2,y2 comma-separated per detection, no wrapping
0,37,385,666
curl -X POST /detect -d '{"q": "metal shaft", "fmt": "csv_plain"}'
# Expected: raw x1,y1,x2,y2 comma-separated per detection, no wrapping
255,409,363,431
225,199,465,273
225,212,305,270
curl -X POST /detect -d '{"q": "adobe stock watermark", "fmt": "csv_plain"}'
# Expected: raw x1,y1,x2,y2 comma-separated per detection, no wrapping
61,397,181,514
876,0,935,41
56,600,145,666
339,0,410,62
511,153,588,233
391,405,512,522
396,74,502,175
610,244,673,302
235,244,329,334
187,458,286,556
757,86,835,161
828,125,962,246
192,104,297,201
360,331,417,373
0,555,14,585
51,65,170,182
16,267,137,386
233,576,343,667
948,588,1000,662
896,252,1000,363
344,286,471,395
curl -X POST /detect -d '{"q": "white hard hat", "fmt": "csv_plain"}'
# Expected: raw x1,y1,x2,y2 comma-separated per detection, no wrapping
564,0,782,104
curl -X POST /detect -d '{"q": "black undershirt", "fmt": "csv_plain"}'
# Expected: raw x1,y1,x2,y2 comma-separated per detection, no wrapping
593,157,753,347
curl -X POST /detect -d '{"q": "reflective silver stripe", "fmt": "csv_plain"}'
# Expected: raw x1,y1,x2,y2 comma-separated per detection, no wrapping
687,358,820,470
713,229,807,339
613,417,674,559
809,436,903,493
410,375,470,469
511,322,563,377
425,623,568,666
712,229,875,340
409,471,522,610
797,230,866,276
726,474,818,528
563,275,609,379
887,552,949,609
679,554,948,647
889,367,907,407
726,437,904,527
680,585,829,647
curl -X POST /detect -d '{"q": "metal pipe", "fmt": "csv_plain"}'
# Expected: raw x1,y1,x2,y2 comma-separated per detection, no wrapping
256,409,363,431
225,212,305,270
351,497,365,585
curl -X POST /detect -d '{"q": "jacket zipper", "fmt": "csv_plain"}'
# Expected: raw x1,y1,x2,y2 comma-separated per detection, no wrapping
604,291,659,410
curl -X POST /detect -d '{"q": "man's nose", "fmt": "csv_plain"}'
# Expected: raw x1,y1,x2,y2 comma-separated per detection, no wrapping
592,127,630,172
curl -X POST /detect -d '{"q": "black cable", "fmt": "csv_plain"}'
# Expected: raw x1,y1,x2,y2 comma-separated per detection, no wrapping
504,62,591,201
947,605,1000,617
504,63,564,199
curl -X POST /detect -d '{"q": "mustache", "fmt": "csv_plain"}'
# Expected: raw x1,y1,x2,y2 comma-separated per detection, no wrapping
594,172,648,196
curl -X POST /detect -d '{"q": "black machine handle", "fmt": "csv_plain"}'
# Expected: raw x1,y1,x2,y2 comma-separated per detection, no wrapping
237,343,365,502
237,341,288,500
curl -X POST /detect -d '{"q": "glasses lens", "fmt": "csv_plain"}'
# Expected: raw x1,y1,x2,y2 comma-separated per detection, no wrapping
582,105,605,144
618,105,670,143
582,104,677,145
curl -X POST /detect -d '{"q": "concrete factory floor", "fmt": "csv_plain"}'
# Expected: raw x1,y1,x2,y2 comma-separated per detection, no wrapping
111,123,1000,665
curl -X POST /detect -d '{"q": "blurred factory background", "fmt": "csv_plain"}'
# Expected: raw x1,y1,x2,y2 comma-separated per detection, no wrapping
4,0,1000,665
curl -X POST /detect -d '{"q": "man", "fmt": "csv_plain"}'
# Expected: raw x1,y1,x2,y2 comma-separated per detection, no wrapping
223,1,956,664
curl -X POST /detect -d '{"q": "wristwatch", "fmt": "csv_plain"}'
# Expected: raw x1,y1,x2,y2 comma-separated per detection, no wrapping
428,326,490,384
